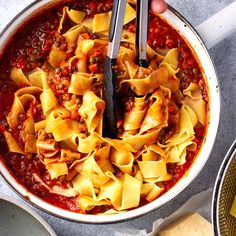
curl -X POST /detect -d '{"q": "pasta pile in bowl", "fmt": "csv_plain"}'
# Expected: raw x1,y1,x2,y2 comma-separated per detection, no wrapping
0,0,211,217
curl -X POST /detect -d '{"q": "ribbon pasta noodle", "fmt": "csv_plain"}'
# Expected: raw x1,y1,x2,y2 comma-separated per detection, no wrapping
0,0,208,215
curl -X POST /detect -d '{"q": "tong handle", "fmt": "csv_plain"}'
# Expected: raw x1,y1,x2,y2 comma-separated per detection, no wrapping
102,57,118,138
103,0,126,138
109,0,121,42
107,0,127,59
136,0,149,67
103,0,150,137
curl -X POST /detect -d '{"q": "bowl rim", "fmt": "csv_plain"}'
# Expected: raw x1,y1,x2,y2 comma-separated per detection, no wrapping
0,0,221,223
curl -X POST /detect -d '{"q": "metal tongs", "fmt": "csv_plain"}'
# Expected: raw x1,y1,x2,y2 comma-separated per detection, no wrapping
102,0,149,138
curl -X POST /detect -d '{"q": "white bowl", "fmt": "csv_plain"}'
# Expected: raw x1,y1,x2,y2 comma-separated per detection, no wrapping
0,195,56,236
0,1,220,223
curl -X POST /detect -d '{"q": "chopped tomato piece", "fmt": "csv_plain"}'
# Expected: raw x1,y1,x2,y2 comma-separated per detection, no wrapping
28,47,34,54
168,76,176,81
93,50,102,57
43,39,52,51
0,123,7,133
168,105,175,113
166,38,174,48
195,126,204,137
16,57,27,70
71,109,79,120
117,118,123,128
147,38,152,45
81,32,91,39
89,2,97,10
193,137,201,144
89,63,98,73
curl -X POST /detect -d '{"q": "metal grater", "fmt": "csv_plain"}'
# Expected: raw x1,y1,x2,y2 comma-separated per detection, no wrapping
212,140,236,235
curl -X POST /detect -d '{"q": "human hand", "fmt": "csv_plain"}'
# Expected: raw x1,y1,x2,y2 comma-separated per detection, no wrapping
151,0,167,14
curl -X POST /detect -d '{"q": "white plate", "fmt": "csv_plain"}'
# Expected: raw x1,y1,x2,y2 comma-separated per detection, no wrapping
0,195,56,236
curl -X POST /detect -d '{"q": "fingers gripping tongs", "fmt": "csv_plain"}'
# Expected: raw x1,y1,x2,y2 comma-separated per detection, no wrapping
102,0,149,138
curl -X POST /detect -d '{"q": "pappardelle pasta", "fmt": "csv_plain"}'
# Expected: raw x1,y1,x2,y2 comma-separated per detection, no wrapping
0,0,208,214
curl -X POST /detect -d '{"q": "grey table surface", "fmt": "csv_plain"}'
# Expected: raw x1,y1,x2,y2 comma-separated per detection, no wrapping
0,0,236,235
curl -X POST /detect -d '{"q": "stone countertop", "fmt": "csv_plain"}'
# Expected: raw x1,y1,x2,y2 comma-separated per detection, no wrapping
0,0,236,235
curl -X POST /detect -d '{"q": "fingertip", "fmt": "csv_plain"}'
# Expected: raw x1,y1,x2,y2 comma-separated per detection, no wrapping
151,0,167,14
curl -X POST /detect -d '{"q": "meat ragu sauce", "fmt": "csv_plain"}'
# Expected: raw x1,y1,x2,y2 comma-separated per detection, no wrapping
0,0,207,214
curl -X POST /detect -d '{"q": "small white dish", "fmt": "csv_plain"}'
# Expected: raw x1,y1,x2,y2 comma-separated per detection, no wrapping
0,195,56,236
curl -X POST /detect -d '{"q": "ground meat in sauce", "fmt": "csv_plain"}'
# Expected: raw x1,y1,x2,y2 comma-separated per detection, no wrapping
0,0,207,214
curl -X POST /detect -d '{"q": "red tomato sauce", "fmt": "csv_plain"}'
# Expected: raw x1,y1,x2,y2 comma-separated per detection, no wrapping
0,0,207,213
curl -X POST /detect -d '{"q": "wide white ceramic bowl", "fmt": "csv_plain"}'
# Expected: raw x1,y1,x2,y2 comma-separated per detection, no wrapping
0,0,220,223
0,194,56,236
